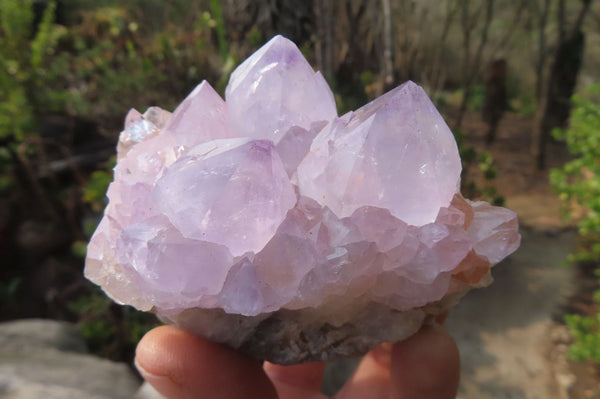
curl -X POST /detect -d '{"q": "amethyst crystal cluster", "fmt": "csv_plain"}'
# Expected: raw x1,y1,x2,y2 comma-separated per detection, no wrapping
85,36,520,364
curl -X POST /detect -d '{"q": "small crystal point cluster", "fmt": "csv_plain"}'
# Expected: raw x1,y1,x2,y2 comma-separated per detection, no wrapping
85,35,520,364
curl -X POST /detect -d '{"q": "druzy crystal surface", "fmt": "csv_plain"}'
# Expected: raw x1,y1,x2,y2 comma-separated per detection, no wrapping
85,35,520,364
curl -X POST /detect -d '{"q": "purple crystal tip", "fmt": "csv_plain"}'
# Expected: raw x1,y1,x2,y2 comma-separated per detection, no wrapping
85,35,520,364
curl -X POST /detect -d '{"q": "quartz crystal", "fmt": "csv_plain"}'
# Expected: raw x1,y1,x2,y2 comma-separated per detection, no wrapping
85,35,520,364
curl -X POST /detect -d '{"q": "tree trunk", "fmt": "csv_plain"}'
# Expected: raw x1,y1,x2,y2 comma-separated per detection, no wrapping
381,0,394,91
454,0,494,130
315,0,334,85
535,0,551,101
533,0,592,170
430,0,459,96
483,59,508,144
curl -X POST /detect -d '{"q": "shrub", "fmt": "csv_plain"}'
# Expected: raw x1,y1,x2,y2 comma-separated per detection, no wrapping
551,84,600,363
467,84,486,112
0,0,63,197
454,128,504,206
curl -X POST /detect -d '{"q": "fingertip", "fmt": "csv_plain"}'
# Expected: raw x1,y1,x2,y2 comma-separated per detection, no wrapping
135,326,277,399
135,326,182,376
390,325,460,399
134,326,183,398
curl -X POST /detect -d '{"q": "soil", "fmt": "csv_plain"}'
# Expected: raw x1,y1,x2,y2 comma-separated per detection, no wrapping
445,226,577,399
459,110,572,230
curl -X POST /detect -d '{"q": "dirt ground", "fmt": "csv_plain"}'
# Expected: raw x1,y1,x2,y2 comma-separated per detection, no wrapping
446,227,577,399
460,111,571,230
448,112,600,399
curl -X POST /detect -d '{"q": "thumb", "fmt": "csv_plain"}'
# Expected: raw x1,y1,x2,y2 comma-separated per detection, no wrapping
135,326,277,399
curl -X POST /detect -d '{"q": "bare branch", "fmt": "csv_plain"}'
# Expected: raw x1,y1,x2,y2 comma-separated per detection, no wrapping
571,0,593,34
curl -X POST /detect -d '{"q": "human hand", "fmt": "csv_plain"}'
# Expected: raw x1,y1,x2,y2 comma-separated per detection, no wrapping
135,320,459,399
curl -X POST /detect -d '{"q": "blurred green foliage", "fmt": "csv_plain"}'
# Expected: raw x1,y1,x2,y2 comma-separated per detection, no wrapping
68,289,157,358
512,91,536,116
0,0,76,133
0,0,62,197
454,128,504,206
0,0,225,360
467,84,486,112
82,156,115,212
551,85,600,263
551,84,600,364
565,305,600,363
82,170,112,210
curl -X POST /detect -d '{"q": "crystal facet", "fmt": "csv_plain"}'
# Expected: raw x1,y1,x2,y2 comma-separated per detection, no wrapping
225,36,337,144
154,138,296,256
297,81,461,226
86,35,521,364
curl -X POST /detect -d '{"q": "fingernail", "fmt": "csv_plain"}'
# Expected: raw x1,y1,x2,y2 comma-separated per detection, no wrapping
135,358,183,399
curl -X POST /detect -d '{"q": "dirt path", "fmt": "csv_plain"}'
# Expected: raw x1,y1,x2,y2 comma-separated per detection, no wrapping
446,227,576,399
446,112,584,398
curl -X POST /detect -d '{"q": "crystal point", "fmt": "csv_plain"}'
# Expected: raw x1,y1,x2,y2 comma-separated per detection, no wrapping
297,81,461,226
225,35,337,143
117,107,171,159
164,81,235,147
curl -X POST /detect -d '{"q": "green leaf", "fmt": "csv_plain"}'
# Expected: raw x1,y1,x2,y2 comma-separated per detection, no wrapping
553,84,600,364
83,170,112,208
71,240,88,258
30,1,57,69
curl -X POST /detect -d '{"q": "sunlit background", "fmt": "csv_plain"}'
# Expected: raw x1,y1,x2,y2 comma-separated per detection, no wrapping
1,1,599,398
